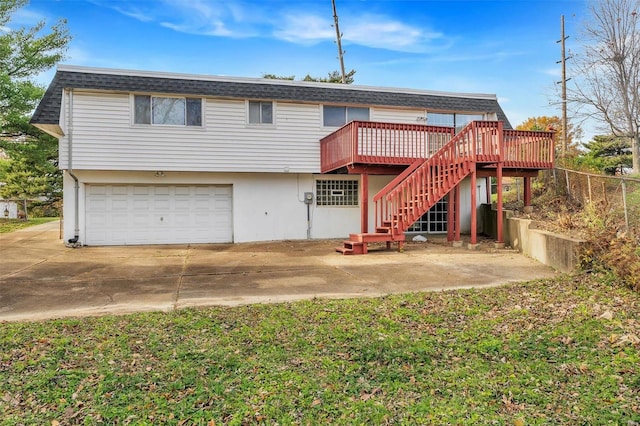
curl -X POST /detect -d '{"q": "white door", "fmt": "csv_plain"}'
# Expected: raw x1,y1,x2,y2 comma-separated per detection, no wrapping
85,185,233,245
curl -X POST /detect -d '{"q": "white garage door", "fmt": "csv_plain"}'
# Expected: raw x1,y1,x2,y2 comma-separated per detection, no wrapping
85,185,233,245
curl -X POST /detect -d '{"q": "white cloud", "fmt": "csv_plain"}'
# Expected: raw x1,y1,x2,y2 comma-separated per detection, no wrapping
159,20,233,37
342,14,446,53
272,11,449,53
9,7,45,27
111,6,154,23
89,0,452,53
98,0,258,38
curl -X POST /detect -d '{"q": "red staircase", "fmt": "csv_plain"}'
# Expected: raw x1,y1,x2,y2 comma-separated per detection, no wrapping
336,121,503,254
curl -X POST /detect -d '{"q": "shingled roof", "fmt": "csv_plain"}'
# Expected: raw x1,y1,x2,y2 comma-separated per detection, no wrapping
31,65,512,128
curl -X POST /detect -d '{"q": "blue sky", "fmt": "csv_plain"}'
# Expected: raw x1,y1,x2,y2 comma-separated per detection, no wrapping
16,0,590,137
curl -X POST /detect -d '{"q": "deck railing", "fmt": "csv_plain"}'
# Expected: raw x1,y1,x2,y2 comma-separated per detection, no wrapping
372,122,555,233
503,129,555,168
320,121,455,173
320,120,555,174
374,121,501,233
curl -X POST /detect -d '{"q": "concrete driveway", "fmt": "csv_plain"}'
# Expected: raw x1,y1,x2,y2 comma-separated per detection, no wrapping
0,221,558,322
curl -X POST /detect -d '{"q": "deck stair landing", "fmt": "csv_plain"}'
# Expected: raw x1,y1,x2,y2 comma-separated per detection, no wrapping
334,121,554,255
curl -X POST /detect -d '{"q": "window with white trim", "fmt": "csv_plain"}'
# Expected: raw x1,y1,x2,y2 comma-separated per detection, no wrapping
248,101,273,124
426,112,484,133
323,105,370,127
316,180,359,206
134,95,202,126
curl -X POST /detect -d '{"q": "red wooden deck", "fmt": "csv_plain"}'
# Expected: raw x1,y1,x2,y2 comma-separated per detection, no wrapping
320,121,556,255
320,121,455,174
320,120,554,174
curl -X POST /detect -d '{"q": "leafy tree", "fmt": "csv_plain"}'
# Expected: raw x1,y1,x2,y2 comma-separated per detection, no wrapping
0,0,69,211
516,116,582,158
0,134,60,196
302,69,356,84
574,135,633,175
263,69,356,84
569,0,640,174
1,0,70,134
261,74,295,80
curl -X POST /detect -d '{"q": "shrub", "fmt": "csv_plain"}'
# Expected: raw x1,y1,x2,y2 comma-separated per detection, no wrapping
601,236,640,292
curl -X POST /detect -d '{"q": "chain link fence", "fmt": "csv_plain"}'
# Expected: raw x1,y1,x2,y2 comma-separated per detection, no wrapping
541,168,640,237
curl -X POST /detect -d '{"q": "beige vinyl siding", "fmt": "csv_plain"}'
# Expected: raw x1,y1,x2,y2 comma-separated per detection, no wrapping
371,107,426,124
63,91,328,173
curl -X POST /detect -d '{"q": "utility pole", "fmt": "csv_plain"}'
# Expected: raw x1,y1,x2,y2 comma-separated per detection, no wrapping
332,0,347,83
557,15,569,157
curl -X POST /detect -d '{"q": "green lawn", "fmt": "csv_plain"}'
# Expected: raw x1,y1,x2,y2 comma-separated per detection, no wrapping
1,274,638,425
0,217,58,234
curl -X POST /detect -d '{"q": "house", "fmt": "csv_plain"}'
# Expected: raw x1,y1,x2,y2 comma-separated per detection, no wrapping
30,65,554,252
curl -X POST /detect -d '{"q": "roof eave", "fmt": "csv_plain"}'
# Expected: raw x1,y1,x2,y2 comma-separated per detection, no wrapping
32,123,64,138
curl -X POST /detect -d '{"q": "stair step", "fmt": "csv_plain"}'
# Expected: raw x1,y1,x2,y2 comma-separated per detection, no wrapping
349,233,401,243
335,246,355,255
337,239,366,255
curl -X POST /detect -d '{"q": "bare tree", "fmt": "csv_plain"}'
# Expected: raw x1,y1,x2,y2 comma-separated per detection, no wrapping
569,0,640,174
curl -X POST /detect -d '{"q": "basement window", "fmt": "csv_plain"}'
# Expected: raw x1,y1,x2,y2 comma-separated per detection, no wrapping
316,180,359,206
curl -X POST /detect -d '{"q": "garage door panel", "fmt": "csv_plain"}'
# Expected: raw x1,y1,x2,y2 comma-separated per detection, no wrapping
155,186,170,195
85,184,233,245
110,186,128,195
174,186,190,195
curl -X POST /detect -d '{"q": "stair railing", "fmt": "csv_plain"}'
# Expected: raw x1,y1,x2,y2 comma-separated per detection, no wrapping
374,121,503,235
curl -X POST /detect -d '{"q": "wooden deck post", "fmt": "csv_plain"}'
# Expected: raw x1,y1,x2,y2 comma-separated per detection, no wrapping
470,165,477,245
447,189,454,241
524,176,532,208
496,164,504,244
454,184,461,242
361,173,369,233
486,177,492,205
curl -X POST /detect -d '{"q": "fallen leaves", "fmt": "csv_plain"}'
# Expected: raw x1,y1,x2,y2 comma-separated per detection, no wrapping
0,274,638,424
600,310,614,320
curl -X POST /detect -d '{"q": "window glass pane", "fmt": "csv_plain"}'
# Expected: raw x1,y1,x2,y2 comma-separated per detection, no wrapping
323,106,346,127
261,102,273,124
455,114,484,132
347,107,369,122
186,98,202,126
134,95,151,124
427,113,454,127
153,97,185,125
315,179,358,206
248,101,260,123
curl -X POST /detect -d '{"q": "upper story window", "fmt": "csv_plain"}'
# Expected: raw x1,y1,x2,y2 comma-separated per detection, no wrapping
248,101,273,124
323,105,370,127
134,95,202,126
426,112,485,133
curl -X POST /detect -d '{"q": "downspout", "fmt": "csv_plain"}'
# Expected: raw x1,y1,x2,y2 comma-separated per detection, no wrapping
66,88,80,244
